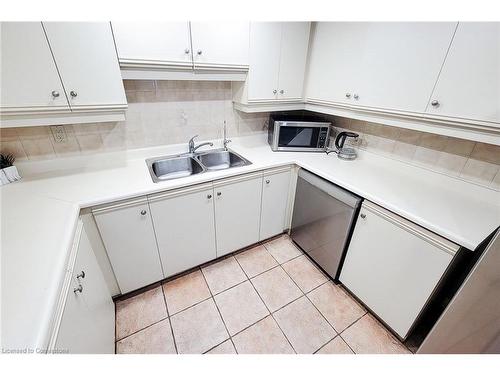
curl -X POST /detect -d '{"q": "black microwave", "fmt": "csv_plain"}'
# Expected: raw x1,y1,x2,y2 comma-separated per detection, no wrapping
268,116,331,152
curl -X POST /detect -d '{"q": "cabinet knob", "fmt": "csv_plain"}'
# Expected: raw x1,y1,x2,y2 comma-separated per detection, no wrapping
273,89,277,94
70,91,78,98
265,179,270,184
74,284,83,294
197,50,202,55
431,100,440,107
279,89,284,94
140,210,147,216
207,194,212,199
184,48,190,54
76,271,85,281
217,192,222,197
360,213,366,219
345,93,351,98
353,94,359,100
51,90,60,98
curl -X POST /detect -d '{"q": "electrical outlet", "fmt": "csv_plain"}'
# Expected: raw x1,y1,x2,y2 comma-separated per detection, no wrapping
50,125,67,143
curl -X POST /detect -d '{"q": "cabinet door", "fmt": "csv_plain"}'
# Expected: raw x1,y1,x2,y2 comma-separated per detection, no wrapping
43,22,126,109
306,22,367,105
354,22,456,113
149,184,217,278
0,22,69,111
214,174,263,256
112,22,193,69
56,226,114,353
190,22,250,69
248,22,282,101
340,202,456,339
93,198,164,293
426,23,500,124
277,22,311,101
260,169,291,240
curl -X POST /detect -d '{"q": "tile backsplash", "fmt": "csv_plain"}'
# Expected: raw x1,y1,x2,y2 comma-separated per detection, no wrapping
325,115,500,191
0,80,269,160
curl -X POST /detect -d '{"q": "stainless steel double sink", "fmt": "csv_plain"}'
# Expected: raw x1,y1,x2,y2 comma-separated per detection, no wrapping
146,149,252,183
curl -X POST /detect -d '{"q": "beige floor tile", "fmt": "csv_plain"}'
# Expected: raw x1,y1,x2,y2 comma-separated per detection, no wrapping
316,336,354,354
115,286,167,340
232,316,294,354
264,235,302,264
307,282,366,332
202,256,247,295
116,319,176,354
251,267,303,312
282,255,328,293
341,314,410,354
235,245,278,278
163,270,211,315
206,340,237,354
214,281,269,335
273,296,336,354
170,298,229,354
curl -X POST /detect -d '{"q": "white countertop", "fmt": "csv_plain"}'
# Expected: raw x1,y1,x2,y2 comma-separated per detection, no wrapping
2,134,499,350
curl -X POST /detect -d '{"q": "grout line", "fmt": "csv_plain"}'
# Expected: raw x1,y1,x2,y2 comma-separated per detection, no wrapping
160,282,179,354
115,316,169,343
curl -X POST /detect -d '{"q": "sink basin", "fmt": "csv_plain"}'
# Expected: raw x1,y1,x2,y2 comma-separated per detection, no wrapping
146,149,252,183
196,150,251,170
147,155,204,182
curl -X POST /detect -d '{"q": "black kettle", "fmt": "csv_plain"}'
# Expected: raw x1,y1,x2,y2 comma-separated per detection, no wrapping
335,131,359,149
332,131,359,160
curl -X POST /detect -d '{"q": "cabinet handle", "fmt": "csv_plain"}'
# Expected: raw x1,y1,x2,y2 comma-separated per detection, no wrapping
279,89,284,94
273,89,277,94
51,90,60,98
76,271,85,281
207,194,212,199
265,179,270,184
360,213,366,219
70,91,78,98
74,284,83,294
217,192,222,197
197,50,202,55
140,210,147,216
353,94,359,100
431,100,440,107
184,48,190,54
345,93,351,98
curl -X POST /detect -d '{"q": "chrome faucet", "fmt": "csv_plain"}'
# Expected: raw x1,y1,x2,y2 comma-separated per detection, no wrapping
223,121,231,150
188,135,213,154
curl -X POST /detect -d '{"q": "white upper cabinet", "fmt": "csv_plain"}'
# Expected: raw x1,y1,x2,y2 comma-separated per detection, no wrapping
0,22,69,112
277,23,311,101
426,22,500,124
248,22,282,101
190,22,250,70
43,22,126,109
112,22,193,69
306,22,457,113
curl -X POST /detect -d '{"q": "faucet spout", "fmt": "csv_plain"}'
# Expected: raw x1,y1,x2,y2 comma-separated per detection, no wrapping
192,142,214,153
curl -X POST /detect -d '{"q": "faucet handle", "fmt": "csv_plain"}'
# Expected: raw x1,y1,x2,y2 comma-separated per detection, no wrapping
189,135,199,143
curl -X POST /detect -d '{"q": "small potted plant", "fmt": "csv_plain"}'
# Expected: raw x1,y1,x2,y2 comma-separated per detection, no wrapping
0,153,21,184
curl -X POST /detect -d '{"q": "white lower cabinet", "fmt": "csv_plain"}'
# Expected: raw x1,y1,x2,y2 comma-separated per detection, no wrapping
149,183,217,278
93,198,164,294
259,167,292,240
340,201,459,339
55,223,114,353
214,173,263,256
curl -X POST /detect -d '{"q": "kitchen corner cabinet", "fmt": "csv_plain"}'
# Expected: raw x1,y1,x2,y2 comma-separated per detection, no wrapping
259,167,292,240
233,22,310,106
306,22,456,113
425,22,500,124
54,223,114,353
214,173,263,256
149,183,217,278
93,198,164,294
0,22,127,128
340,201,458,339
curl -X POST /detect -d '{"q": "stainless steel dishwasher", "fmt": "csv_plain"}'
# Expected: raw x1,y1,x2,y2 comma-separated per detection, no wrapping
290,169,362,280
